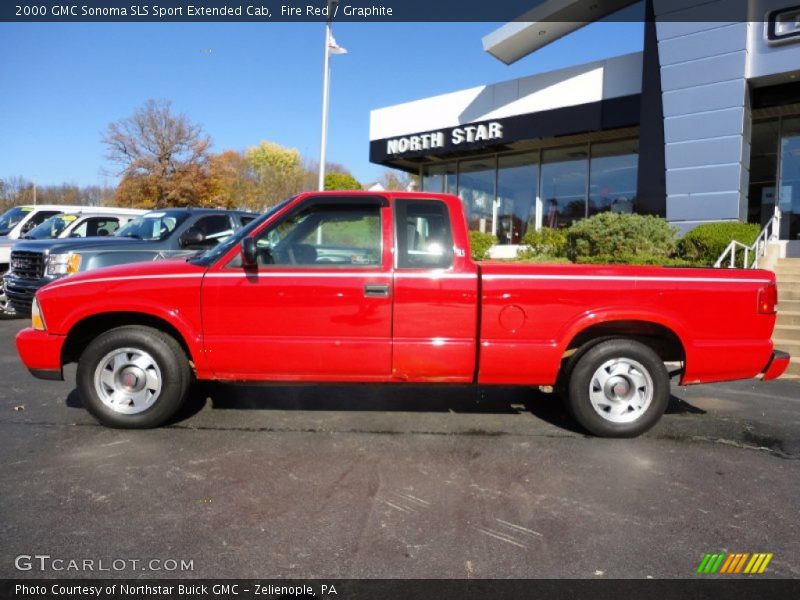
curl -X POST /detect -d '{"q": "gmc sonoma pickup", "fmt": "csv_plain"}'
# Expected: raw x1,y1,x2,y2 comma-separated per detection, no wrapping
15,192,790,437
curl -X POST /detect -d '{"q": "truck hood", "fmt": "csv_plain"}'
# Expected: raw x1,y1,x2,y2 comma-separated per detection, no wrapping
40,258,208,295
10,236,152,254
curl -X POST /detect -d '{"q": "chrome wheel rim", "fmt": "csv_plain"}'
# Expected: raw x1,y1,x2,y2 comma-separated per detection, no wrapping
93,347,162,415
588,357,653,424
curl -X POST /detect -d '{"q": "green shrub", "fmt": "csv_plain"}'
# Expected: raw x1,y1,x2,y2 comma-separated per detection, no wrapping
574,253,696,267
513,254,573,264
566,212,679,262
677,221,761,267
468,231,497,260
520,227,568,257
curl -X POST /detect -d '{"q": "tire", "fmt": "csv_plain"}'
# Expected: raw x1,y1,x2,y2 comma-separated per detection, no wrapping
76,325,191,428
565,339,669,438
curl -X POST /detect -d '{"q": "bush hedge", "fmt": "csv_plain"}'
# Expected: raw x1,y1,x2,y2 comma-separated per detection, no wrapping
677,221,761,267
520,227,568,257
574,253,696,267
468,231,498,261
566,212,679,262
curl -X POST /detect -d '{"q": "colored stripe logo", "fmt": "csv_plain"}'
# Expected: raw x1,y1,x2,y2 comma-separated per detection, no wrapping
696,552,773,574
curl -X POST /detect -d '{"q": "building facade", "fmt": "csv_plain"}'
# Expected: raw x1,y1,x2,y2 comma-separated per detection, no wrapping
369,0,800,250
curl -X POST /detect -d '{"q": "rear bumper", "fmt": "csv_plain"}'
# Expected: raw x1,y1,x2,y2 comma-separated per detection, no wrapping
761,350,791,381
15,328,65,381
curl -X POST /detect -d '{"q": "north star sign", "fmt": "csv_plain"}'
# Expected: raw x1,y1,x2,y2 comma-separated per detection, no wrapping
386,122,504,155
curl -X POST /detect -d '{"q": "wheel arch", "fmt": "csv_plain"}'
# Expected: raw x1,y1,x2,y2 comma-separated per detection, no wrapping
563,319,686,363
61,312,196,368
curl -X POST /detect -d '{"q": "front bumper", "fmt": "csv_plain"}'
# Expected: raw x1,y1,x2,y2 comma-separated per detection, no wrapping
4,274,54,316
15,328,65,381
761,350,791,381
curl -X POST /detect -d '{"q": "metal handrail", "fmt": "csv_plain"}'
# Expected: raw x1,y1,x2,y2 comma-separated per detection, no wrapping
714,206,781,269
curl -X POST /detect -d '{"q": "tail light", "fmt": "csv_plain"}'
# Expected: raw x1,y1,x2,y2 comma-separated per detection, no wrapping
757,283,778,314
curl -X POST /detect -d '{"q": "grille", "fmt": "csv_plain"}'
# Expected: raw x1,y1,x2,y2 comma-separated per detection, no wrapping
10,250,45,280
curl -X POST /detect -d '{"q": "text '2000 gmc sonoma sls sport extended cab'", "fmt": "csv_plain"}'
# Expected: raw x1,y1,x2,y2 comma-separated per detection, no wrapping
15,192,791,437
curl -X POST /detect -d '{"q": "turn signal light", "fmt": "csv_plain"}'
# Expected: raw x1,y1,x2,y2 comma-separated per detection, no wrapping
31,298,46,331
757,283,778,315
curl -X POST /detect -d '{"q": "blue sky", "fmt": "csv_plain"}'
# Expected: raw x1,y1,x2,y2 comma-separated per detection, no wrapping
0,18,643,187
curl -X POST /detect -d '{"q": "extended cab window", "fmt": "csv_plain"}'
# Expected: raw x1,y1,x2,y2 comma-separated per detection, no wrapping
254,202,381,268
395,200,454,269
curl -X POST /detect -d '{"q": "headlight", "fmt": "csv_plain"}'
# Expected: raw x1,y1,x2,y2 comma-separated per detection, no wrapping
31,297,46,331
46,252,82,276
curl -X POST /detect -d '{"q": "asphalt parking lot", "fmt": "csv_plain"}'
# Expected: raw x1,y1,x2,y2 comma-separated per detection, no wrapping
0,318,799,580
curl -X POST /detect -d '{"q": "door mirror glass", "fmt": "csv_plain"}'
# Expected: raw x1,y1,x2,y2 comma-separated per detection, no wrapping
180,229,206,248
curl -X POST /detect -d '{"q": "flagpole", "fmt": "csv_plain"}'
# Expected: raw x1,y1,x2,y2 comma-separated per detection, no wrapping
318,3,335,191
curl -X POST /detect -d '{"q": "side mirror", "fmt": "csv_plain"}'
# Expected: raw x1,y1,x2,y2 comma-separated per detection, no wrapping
241,238,258,267
179,229,205,248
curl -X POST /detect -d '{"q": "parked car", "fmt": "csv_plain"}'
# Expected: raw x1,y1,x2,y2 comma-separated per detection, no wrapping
0,204,101,317
15,192,789,436
4,207,257,317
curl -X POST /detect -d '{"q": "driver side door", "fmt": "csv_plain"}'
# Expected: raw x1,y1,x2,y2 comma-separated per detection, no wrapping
201,196,394,381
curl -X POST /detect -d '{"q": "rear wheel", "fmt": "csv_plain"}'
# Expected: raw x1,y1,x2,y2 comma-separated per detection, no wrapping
565,339,669,437
76,325,191,428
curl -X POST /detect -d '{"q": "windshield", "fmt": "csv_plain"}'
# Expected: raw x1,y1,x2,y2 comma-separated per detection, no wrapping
23,214,78,239
115,212,189,241
0,206,32,236
189,198,294,267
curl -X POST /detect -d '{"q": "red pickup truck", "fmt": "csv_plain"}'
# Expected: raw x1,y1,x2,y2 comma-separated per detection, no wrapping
15,192,789,436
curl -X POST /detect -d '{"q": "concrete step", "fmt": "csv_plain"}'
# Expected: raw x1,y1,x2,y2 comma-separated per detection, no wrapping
779,299,800,312
774,324,800,338
782,358,800,379
772,339,800,357
779,289,800,301
777,311,800,327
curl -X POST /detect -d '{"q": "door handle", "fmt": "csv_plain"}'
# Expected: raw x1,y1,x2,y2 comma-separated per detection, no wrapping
364,283,390,297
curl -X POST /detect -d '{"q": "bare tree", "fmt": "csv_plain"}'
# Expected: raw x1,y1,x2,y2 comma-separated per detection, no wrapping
102,99,211,207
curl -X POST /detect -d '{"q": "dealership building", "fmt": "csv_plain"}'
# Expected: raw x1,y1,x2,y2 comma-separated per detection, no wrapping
369,0,800,253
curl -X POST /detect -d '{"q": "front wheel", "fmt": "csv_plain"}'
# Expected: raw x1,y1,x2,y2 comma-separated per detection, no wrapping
565,339,669,437
76,325,191,428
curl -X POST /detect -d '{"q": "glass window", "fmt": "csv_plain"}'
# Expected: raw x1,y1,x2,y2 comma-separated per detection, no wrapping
422,164,456,194
541,146,588,229
24,214,78,239
255,203,381,268
458,158,496,234
70,217,121,238
116,212,189,241
395,200,453,269
422,165,445,193
589,140,638,217
779,116,800,240
749,119,780,226
191,215,235,243
0,206,33,236
496,153,538,244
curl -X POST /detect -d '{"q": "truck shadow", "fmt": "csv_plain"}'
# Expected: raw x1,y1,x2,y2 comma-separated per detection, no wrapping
66,384,704,434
